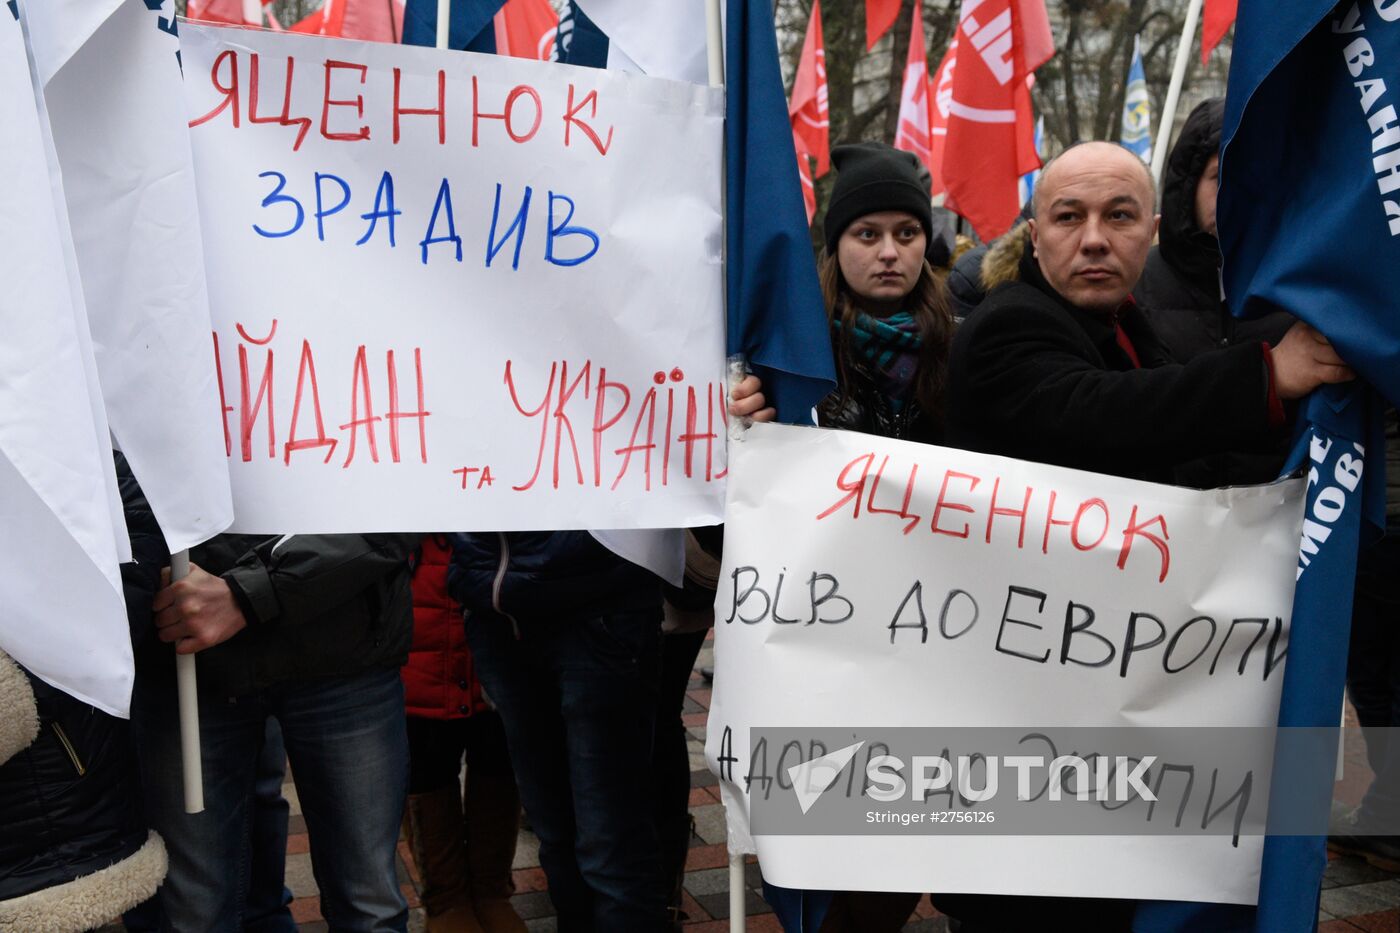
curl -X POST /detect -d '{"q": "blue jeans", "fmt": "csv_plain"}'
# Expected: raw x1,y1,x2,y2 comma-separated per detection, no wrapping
123,717,295,933
467,608,667,933
131,666,410,933
244,718,296,933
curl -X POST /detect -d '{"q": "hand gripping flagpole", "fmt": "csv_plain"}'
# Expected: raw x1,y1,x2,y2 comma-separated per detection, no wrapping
706,4,747,931
1150,0,1205,185
172,550,204,813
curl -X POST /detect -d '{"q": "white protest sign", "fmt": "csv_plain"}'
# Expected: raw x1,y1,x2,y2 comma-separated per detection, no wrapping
706,423,1305,906
179,24,726,532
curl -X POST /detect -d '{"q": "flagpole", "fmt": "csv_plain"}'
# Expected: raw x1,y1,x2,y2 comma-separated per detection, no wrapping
1150,0,1204,185
172,550,204,813
436,0,451,49
707,5,748,929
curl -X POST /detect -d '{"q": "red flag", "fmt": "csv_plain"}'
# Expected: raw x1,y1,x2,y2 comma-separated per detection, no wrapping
187,0,264,25
493,0,560,61
790,0,829,175
289,1,338,33
289,0,342,34
795,130,818,224
926,38,958,197
1201,0,1238,64
790,0,829,224
865,0,901,50
288,0,405,41
941,0,1054,240
1014,0,1054,74
342,0,406,42
893,0,933,172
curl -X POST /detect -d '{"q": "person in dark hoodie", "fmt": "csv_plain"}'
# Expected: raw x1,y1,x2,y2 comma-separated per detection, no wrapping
1132,97,1295,487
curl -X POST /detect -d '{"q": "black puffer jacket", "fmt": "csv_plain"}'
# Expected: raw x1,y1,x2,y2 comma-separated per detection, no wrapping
0,453,167,926
817,357,943,445
1133,97,1293,486
448,532,660,621
0,660,165,920
136,531,419,697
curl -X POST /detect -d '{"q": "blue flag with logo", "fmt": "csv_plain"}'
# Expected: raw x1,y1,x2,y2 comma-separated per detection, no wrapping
1135,2,1395,931
402,0,504,52
1121,35,1152,161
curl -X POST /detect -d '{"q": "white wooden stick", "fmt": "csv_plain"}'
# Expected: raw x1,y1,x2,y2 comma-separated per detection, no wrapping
171,550,204,814
436,0,451,50
729,851,746,933
1151,0,1205,186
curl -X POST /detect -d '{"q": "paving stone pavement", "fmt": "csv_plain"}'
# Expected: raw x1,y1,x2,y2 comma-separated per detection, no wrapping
100,636,1400,931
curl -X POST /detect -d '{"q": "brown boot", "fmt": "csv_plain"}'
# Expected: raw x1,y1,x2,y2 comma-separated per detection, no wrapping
463,772,528,933
403,785,486,933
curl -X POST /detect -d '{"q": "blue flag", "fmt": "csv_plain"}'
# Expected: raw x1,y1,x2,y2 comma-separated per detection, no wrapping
730,0,843,917
726,0,836,423
1120,35,1152,161
1220,0,1400,406
554,1,609,68
402,0,504,52
1134,3,1397,931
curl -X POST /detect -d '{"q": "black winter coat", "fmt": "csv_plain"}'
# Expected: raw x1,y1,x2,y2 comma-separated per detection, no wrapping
947,243,1282,484
137,531,419,696
448,531,660,621
0,670,151,904
817,357,943,445
1135,250,1292,363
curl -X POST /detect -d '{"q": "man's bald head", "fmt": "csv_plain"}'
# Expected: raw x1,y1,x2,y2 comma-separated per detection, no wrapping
1027,142,1161,313
1033,142,1157,220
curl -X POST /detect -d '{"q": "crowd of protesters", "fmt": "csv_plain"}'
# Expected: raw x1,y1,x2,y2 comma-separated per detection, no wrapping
2,98,1396,933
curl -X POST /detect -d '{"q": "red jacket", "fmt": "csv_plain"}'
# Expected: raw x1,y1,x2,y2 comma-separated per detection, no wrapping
401,535,487,719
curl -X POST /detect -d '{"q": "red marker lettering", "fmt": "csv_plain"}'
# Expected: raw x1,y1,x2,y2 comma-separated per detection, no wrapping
321,60,370,142
563,84,614,155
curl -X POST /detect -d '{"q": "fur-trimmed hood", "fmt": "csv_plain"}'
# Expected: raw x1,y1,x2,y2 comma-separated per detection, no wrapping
0,650,39,765
980,220,1034,292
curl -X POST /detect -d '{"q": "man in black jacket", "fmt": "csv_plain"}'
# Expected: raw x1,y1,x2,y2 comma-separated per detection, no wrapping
948,141,1350,485
940,141,1352,930
132,529,419,932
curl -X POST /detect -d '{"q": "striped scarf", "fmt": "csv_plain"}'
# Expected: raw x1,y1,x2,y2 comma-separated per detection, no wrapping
835,310,922,410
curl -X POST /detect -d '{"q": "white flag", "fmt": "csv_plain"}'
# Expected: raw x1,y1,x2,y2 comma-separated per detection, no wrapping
26,0,234,552
16,0,122,84
573,0,708,84
0,9,133,717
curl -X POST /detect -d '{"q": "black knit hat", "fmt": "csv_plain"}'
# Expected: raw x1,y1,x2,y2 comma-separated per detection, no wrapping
822,142,934,254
